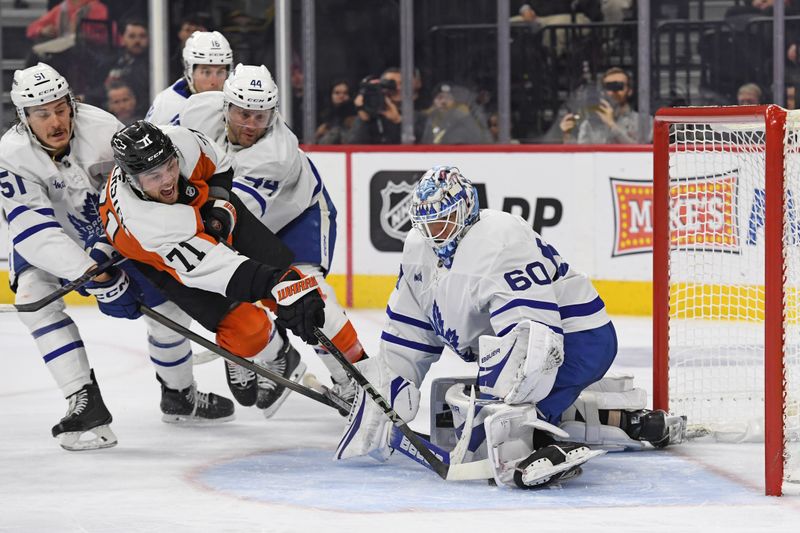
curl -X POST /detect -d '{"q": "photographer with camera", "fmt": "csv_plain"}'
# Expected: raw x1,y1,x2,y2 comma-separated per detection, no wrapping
345,67,424,144
559,67,651,144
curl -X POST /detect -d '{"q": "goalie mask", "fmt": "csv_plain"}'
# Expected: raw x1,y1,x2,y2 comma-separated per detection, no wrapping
409,166,480,268
10,63,76,149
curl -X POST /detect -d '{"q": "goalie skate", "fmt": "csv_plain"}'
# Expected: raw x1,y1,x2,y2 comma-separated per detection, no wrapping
51,370,117,451
514,443,606,489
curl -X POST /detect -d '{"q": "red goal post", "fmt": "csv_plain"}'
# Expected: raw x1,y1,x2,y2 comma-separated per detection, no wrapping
653,105,799,496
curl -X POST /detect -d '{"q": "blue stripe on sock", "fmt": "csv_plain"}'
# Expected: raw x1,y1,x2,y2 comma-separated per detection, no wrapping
43,340,84,363
149,350,192,367
32,317,74,339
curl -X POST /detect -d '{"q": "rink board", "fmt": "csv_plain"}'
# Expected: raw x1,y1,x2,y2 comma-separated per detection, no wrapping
0,146,658,314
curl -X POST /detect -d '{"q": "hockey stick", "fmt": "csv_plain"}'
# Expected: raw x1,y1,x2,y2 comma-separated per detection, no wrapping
138,304,344,411
0,255,126,314
313,327,491,482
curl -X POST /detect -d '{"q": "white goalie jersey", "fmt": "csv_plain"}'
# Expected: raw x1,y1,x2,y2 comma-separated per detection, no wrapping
179,91,320,234
0,103,123,282
382,209,610,385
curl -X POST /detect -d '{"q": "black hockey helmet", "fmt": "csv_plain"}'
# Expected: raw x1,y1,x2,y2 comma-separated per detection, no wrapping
111,120,177,176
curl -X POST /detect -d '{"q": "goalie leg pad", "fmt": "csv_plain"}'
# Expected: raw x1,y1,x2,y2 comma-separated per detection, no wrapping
478,320,564,405
335,356,420,462
559,375,684,448
429,376,475,449
482,402,578,487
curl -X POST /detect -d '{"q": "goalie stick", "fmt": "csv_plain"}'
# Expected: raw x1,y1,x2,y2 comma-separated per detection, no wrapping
305,371,495,481
0,255,125,313
313,327,492,482
138,304,343,411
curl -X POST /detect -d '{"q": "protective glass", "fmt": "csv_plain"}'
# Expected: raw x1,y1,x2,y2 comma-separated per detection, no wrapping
226,104,274,129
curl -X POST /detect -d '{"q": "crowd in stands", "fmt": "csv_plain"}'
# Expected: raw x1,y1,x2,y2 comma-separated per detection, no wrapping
11,0,800,145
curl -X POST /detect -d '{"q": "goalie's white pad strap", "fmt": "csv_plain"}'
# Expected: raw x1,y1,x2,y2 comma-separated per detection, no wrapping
584,373,635,394
478,320,564,405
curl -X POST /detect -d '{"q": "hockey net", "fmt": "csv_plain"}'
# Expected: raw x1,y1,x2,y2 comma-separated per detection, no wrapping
653,105,800,496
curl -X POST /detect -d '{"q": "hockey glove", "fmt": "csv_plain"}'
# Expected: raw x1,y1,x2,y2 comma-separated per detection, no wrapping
271,267,325,345
83,241,142,320
200,199,237,241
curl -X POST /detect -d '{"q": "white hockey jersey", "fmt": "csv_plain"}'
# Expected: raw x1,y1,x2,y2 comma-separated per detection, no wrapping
100,126,247,295
180,91,320,233
0,103,123,282
381,210,610,385
145,78,192,126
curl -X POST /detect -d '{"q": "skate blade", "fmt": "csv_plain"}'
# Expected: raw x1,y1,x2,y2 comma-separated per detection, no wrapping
57,424,118,451
161,413,235,425
521,449,605,486
261,361,307,419
193,350,220,365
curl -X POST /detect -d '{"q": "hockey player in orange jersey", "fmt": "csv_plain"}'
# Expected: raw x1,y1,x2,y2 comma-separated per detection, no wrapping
100,120,326,417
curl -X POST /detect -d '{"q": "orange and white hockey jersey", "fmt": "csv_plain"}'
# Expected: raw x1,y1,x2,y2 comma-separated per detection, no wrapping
100,126,248,295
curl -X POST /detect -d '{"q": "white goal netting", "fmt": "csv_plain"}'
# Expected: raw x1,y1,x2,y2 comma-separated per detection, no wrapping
665,112,800,491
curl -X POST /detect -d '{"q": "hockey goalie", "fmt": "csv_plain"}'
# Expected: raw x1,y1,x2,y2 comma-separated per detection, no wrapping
335,165,685,489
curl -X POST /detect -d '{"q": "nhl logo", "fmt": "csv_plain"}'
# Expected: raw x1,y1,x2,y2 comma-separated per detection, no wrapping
185,185,196,198
379,180,416,241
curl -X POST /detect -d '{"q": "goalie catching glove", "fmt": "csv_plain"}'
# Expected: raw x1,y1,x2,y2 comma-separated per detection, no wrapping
83,241,143,320
200,198,236,241
271,267,325,344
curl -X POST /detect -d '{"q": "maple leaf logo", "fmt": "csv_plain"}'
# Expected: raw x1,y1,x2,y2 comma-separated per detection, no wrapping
67,192,104,247
429,300,471,361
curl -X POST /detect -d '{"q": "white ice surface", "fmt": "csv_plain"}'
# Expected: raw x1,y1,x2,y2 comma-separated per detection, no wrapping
2,309,800,532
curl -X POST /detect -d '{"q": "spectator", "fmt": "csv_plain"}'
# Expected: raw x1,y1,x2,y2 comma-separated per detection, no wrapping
487,111,520,144
345,67,425,144
601,0,633,22
559,67,651,144
419,83,490,145
315,80,357,144
106,80,138,124
27,0,110,46
104,19,150,118
737,83,763,105
170,15,210,80
512,1,603,55
413,68,431,111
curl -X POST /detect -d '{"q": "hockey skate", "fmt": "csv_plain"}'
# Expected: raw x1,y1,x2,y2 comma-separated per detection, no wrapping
256,340,306,418
159,376,235,424
513,442,604,489
224,360,257,407
621,409,687,448
51,369,117,451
